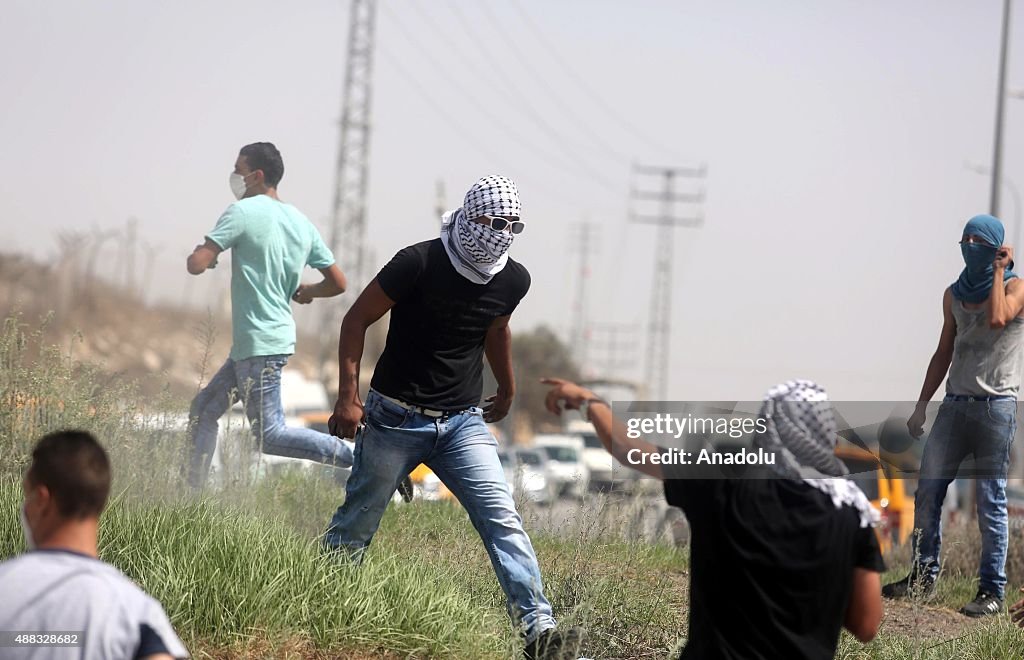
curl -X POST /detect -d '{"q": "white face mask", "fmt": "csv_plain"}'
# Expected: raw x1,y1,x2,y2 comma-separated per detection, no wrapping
229,172,251,200
19,501,36,551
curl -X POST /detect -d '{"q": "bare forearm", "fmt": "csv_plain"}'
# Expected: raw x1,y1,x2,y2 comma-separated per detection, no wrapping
587,401,665,479
187,241,220,275
305,279,345,299
337,315,367,401
916,351,953,406
844,568,882,642
485,327,515,394
990,269,1010,327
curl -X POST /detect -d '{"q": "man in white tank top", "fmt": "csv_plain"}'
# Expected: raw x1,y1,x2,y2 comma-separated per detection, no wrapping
883,214,1023,618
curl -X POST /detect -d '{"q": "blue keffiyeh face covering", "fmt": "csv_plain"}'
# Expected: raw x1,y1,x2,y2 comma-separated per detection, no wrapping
440,175,522,284
951,214,1018,303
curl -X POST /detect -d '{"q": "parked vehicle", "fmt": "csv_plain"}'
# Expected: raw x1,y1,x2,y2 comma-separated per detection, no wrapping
498,448,555,504
555,379,645,493
533,433,589,498
565,418,640,493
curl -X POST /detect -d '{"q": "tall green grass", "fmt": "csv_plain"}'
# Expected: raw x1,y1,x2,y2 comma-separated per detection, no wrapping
5,312,1024,658
0,481,507,657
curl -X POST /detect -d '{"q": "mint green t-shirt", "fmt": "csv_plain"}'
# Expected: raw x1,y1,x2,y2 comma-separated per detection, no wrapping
206,195,335,360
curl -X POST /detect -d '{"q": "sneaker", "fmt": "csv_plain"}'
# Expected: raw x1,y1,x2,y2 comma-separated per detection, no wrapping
882,572,935,599
961,590,1003,618
524,627,586,660
397,475,414,502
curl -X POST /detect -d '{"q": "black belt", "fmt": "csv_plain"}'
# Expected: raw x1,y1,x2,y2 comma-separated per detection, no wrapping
946,394,1016,402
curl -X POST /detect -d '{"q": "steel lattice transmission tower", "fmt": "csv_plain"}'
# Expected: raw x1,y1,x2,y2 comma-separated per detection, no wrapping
630,164,706,400
318,0,377,391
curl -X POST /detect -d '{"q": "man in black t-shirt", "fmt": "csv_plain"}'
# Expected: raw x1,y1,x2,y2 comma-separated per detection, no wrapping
323,176,583,660
542,377,884,660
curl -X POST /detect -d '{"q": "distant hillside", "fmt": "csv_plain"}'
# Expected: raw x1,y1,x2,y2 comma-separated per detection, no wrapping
0,250,579,438
0,251,368,399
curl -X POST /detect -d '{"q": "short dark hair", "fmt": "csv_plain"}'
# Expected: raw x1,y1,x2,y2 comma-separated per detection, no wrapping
26,430,111,519
239,142,284,187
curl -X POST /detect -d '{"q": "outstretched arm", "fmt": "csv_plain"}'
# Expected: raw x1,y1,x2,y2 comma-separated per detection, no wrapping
542,378,666,479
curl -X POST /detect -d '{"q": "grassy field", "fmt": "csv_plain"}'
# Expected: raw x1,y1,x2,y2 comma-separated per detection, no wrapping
4,313,1024,658
0,477,691,659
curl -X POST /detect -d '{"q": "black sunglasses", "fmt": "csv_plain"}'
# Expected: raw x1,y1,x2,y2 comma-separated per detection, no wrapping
482,215,525,234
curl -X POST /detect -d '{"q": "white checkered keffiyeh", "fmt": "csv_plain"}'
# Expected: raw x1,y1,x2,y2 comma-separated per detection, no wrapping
753,380,881,528
440,175,521,284
462,174,521,219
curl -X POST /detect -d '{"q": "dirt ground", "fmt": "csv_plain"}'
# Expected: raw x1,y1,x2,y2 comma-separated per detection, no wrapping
880,598,984,645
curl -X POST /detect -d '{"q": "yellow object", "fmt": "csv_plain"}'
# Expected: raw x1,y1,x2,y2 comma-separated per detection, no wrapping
835,445,915,554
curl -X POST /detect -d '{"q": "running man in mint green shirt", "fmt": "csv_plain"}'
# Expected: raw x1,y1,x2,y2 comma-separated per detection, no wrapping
184,142,354,488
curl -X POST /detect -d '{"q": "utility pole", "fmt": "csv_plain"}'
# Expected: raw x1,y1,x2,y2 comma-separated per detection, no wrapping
123,217,138,296
435,179,446,226
318,0,377,393
630,164,706,400
569,221,599,375
588,322,641,382
140,240,159,306
991,0,1013,218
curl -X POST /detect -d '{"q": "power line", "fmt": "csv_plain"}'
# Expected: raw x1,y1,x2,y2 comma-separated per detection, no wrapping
588,322,642,382
412,0,591,161
376,45,568,201
318,0,377,394
630,164,706,400
569,221,600,376
509,0,686,163
378,2,618,191
440,0,626,177
468,1,622,164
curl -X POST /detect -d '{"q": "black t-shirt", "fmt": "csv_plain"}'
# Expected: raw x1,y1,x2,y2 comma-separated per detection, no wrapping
370,239,531,410
663,471,885,660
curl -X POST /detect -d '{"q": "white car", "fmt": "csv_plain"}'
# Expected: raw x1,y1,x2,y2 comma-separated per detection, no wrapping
565,418,640,493
533,433,590,499
498,449,555,505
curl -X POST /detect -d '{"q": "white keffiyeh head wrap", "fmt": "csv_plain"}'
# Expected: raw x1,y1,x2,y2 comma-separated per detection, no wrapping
753,380,881,528
440,175,521,284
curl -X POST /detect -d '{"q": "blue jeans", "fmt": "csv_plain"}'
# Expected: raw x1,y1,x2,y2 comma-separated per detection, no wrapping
323,390,557,641
911,396,1016,598
187,355,354,489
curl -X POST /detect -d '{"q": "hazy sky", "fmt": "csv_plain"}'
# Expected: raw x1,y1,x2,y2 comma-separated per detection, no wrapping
2,0,1022,401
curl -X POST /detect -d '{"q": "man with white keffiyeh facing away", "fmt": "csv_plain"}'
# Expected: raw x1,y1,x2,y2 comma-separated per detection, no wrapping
884,214,1024,618
323,176,585,659
541,378,884,660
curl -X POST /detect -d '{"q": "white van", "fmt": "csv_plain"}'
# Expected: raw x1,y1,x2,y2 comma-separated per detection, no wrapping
533,433,589,499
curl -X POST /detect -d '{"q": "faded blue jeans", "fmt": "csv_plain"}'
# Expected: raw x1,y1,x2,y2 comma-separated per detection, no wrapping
911,396,1016,598
186,355,354,489
323,389,557,641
